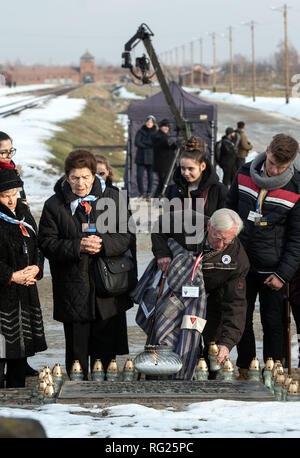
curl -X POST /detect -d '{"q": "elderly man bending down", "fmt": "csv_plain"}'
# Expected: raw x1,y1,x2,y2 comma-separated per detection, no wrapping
151,208,250,371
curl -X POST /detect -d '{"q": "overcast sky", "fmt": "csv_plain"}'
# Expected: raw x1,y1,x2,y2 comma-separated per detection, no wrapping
1,0,299,67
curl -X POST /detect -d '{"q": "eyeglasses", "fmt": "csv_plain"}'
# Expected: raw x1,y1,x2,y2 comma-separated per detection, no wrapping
0,148,16,158
210,232,234,245
68,174,93,183
98,171,106,177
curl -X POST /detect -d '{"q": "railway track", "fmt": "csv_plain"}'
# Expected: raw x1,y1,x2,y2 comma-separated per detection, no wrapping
0,84,83,118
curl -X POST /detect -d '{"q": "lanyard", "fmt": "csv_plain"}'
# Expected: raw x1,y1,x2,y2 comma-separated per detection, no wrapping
256,164,268,214
190,252,203,282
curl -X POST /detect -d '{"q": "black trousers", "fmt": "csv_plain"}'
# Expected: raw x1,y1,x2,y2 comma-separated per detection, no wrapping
136,164,153,196
0,358,26,388
154,171,167,198
236,272,288,369
221,161,237,187
236,157,246,170
63,315,125,379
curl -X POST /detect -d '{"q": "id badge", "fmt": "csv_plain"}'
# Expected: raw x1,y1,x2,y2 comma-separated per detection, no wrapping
82,223,96,233
182,285,199,297
247,211,262,223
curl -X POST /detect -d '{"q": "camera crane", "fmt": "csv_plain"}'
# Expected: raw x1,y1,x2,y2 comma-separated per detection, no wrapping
122,23,191,140
122,24,191,195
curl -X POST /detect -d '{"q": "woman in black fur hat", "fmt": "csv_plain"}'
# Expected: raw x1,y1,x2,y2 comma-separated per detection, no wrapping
0,169,47,388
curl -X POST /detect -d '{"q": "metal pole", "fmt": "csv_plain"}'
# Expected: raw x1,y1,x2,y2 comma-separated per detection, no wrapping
144,35,189,139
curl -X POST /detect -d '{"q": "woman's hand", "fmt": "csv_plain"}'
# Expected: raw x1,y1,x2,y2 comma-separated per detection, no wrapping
80,235,102,255
11,268,37,286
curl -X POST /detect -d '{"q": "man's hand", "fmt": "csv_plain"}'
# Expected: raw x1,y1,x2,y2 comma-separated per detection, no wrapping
217,345,230,365
264,274,284,291
157,257,172,276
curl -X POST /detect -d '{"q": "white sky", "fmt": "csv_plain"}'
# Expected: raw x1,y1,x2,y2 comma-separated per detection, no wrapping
1,0,300,66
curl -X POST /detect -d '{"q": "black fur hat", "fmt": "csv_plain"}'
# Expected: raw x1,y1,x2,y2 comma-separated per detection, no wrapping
0,169,23,193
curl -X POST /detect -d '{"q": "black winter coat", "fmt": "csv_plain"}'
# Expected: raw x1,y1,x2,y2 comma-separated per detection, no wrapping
134,125,157,165
219,136,236,167
38,176,134,323
152,130,176,173
168,162,228,217
151,212,250,351
0,200,47,359
226,161,300,282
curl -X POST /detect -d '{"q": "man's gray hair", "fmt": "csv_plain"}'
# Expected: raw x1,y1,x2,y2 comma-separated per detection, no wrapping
209,208,243,235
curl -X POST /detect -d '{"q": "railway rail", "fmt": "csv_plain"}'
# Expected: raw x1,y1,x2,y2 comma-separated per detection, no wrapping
0,84,83,118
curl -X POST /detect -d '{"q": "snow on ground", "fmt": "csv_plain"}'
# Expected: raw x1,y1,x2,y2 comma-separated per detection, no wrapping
0,85,86,213
185,87,300,121
0,399,300,438
112,86,143,99
0,83,55,96
1,84,300,439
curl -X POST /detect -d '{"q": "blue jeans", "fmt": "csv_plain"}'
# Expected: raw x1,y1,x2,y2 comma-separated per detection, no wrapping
136,164,153,196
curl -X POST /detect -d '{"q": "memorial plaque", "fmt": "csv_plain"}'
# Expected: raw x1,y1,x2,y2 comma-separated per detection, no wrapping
57,380,275,403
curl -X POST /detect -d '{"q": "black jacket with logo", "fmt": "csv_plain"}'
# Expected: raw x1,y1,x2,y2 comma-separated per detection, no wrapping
151,212,250,350
226,161,300,282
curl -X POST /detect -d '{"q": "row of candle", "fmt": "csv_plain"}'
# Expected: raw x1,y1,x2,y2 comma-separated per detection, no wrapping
194,342,300,401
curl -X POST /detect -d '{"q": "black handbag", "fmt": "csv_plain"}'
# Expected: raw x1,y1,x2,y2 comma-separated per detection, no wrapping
94,253,138,298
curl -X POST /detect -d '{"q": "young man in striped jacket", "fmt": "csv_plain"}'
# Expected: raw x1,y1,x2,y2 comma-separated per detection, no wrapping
226,133,300,378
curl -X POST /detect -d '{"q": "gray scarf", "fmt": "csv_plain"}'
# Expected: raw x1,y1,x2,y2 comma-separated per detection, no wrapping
250,151,294,191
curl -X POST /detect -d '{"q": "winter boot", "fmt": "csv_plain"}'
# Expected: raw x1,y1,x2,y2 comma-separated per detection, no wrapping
237,368,248,380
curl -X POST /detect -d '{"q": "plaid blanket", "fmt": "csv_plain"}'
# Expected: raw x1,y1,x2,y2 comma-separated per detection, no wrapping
131,238,207,380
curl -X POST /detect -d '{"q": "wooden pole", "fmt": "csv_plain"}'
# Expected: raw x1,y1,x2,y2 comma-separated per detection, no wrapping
199,38,203,88
284,4,290,104
175,47,179,83
251,21,256,102
190,41,194,87
229,26,234,94
212,32,216,92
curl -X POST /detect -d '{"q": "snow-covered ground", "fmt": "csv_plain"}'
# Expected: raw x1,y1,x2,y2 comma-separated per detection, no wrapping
0,84,300,439
112,86,143,99
0,83,55,96
1,399,300,439
0,85,86,213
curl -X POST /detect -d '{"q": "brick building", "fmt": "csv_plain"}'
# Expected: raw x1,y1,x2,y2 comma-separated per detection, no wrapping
2,52,127,86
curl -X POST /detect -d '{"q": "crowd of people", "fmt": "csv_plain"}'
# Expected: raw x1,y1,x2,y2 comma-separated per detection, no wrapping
0,120,300,386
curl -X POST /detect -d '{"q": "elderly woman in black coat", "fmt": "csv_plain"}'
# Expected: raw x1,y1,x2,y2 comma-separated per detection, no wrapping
38,150,134,379
0,169,47,388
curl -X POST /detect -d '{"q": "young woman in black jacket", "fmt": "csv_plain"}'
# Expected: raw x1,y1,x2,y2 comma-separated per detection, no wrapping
169,136,228,217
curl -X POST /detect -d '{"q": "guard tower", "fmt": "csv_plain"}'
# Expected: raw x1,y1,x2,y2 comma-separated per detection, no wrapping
80,51,95,83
